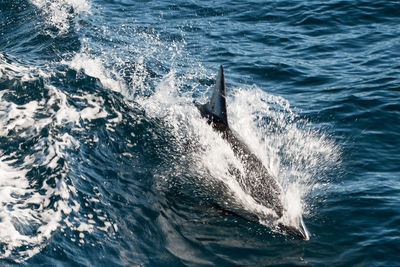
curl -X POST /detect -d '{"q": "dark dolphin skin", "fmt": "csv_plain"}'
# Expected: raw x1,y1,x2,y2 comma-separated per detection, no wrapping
196,66,309,240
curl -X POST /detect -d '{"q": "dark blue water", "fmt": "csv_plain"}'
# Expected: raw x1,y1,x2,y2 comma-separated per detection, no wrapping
1,0,399,265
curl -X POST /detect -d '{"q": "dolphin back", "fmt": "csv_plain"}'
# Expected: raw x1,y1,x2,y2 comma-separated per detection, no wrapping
196,66,310,240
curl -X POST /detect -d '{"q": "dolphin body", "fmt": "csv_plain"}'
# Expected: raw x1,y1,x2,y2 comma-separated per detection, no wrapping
196,66,310,240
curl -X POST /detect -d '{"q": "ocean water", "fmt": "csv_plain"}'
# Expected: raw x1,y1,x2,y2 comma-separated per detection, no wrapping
0,0,399,265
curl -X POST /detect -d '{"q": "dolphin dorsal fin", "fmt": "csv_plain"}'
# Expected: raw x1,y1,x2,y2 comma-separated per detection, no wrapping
204,66,228,126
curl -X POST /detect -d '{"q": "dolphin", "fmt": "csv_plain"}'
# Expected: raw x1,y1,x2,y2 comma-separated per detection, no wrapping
196,66,310,240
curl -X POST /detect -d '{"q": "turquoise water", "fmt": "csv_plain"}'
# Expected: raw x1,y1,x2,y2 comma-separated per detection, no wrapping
0,0,399,265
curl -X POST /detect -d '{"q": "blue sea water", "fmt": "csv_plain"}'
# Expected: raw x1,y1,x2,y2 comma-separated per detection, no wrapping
1,0,399,265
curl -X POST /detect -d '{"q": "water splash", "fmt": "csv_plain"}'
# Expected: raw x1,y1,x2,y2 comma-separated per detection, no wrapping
30,0,91,35
229,88,340,227
138,70,340,235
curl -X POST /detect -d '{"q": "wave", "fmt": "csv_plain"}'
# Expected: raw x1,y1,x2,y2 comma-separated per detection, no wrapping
0,53,117,261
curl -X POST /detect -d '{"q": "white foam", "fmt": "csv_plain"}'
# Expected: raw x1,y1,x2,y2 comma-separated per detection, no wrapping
0,86,77,260
0,71,114,260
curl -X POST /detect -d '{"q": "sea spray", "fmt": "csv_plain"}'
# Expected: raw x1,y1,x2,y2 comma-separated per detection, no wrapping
137,70,340,234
